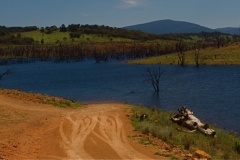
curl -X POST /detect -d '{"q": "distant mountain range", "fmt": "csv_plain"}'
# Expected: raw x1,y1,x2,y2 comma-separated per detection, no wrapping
123,19,239,35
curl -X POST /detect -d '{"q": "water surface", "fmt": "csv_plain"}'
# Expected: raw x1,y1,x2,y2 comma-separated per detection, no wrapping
0,60,239,134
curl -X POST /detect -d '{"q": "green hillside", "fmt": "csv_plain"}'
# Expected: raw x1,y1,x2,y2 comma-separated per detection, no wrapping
129,43,240,65
19,30,133,45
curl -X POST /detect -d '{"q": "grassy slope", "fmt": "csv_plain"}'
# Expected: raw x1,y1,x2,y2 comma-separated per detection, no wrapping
19,30,133,44
131,105,240,159
0,89,81,108
129,43,240,65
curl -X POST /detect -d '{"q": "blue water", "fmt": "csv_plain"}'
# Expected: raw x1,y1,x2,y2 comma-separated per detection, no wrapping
0,60,240,134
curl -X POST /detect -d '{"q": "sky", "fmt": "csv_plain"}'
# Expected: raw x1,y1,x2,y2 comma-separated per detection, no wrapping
0,0,239,29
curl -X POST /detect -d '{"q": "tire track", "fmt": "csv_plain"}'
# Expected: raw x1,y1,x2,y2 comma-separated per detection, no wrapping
59,104,151,159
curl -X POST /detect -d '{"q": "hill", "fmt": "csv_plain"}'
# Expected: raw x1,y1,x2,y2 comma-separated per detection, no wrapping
123,19,239,35
123,19,214,34
216,27,240,35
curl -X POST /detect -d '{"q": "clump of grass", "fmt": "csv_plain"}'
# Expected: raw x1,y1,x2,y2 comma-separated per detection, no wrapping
150,105,156,112
44,97,81,108
154,152,179,160
181,135,194,150
0,88,82,108
223,152,230,160
139,137,156,145
235,141,240,154
140,122,150,134
156,126,173,142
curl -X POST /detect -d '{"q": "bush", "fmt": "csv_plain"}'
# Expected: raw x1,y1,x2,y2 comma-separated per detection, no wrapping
235,141,240,154
181,135,194,150
140,122,150,134
69,32,80,38
156,126,173,142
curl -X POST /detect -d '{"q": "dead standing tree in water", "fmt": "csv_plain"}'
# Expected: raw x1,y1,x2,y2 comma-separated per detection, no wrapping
0,68,14,80
194,49,206,67
194,49,200,67
144,67,164,92
176,40,185,66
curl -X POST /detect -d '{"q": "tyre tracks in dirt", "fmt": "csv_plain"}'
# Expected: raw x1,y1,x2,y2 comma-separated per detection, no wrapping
59,104,151,159
0,92,172,159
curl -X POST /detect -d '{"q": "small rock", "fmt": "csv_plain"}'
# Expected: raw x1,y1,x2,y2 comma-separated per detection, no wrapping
183,153,192,158
192,149,211,160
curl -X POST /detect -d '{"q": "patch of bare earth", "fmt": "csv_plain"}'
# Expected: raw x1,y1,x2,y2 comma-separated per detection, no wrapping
0,89,189,159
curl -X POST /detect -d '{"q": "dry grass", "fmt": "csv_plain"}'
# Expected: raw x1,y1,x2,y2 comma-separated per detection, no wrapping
129,43,240,65
0,88,81,108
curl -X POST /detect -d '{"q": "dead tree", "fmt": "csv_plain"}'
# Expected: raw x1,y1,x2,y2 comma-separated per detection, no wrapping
170,106,216,136
0,68,14,80
144,67,164,92
194,49,206,67
194,49,200,67
176,40,185,66
214,33,221,48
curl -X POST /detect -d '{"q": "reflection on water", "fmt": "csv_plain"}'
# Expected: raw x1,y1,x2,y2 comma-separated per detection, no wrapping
0,60,240,134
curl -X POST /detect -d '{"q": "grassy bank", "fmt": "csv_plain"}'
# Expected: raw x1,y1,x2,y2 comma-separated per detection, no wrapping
130,105,240,159
1,88,239,158
0,88,82,108
129,43,240,65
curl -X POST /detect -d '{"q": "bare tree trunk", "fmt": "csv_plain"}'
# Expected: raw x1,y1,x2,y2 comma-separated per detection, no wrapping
194,49,200,67
176,40,185,66
144,67,164,92
0,68,14,80
214,33,221,48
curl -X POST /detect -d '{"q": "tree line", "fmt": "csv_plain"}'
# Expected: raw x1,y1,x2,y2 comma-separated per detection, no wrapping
2,23,238,45
0,42,182,64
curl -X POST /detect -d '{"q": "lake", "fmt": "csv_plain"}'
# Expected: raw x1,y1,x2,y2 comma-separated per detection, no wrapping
0,59,240,134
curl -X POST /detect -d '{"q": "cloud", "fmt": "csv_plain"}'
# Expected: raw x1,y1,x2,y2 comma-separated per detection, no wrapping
118,0,146,9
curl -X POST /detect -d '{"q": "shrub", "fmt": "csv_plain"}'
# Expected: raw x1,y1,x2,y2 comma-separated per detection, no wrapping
156,126,173,142
149,126,157,137
151,105,156,112
181,135,194,150
140,122,150,134
235,141,240,154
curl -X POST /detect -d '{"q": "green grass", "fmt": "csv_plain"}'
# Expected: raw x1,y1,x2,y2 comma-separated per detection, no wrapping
154,152,179,160
138,137,157,146
129,43,240,65
18,30,182,46
131,105,240,159
19,30,133,44
0,88,82,109
37,95,82,108
45,98,81,108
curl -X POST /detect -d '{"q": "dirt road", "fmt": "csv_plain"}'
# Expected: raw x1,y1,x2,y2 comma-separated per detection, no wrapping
0,89,185,159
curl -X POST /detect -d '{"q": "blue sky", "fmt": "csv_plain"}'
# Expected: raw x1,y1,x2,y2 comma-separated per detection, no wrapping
0,0,239,29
